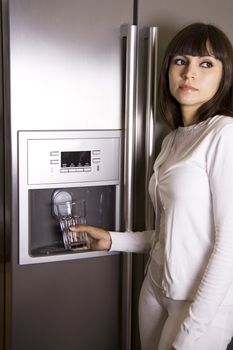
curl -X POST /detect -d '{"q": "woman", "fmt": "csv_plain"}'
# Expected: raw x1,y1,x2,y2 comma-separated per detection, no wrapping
71,23,233,350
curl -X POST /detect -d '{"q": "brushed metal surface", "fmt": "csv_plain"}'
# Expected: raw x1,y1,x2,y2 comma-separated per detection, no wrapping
3,0,134,349
144,27,158,231
9,0,133,131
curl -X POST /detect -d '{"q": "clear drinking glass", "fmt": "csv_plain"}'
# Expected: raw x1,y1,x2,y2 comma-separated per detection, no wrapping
56,200,88,250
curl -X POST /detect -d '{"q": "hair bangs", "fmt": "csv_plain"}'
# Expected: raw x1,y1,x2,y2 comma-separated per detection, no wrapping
170,35,210,57
168,23,229,62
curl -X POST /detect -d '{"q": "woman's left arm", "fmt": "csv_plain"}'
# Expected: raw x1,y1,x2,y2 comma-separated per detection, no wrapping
173,124,233,349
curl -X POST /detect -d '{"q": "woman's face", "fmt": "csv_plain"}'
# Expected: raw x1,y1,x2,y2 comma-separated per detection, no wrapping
168,52,223,121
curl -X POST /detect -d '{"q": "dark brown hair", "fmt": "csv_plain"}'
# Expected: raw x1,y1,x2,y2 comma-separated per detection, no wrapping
159,23,233,129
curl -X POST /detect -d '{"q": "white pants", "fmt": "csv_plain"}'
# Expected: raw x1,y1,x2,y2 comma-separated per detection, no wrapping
138,273,233,350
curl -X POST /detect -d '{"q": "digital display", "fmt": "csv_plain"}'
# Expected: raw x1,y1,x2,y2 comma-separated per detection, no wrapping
61,151,91,168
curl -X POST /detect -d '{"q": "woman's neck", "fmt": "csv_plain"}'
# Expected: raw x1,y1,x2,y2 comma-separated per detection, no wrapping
181,106,199,126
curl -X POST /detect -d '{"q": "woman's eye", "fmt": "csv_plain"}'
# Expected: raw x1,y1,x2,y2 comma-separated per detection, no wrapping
174,58,186,66
200,61,213,68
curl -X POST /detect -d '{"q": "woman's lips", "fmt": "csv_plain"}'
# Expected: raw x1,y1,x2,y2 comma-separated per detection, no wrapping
179,84,198,91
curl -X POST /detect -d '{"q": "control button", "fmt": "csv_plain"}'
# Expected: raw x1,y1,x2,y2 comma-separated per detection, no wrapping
68,168,76,173
92,150,100,155
50,151,59,156
84,167,91,172
76,168,84,172
50,159,59,165
92,158,100,164
60,168,68,173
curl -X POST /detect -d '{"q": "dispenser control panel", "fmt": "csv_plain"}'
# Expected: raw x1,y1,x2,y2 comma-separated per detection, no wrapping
18,130,122,185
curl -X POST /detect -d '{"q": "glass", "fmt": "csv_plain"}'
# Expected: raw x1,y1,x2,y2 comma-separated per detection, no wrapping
56,200,88,251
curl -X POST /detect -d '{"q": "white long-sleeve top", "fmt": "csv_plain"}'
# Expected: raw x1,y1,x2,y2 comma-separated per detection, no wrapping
109,115,233,349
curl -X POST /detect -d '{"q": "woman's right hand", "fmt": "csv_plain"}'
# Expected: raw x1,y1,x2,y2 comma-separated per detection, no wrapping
69,224,111,251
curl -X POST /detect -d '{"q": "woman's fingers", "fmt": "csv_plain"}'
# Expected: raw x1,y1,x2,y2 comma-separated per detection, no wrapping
69,224,111,250
69,224,108,239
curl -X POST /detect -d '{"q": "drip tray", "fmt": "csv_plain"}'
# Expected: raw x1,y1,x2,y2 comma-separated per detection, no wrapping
31,244,91,257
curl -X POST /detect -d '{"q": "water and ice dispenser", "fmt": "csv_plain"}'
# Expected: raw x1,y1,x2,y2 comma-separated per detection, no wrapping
18,130,122,264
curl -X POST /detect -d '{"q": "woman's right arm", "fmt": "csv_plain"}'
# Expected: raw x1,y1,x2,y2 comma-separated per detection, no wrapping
70,224,155,253
109,230,155,253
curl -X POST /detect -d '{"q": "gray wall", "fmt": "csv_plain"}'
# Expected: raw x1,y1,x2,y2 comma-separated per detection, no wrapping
139,0,233,67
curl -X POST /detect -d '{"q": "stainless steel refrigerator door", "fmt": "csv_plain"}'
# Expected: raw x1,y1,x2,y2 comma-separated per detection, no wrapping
3,0,135,349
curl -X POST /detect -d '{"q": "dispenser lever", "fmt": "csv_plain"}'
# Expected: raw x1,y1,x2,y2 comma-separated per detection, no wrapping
52,190,73,218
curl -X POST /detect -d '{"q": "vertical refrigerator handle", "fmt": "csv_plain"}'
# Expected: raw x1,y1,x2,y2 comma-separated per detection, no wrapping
145,27,158,230
121,24,137,232
120,24,137,350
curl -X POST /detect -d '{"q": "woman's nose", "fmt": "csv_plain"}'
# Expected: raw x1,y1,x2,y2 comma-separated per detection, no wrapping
182,63,197,79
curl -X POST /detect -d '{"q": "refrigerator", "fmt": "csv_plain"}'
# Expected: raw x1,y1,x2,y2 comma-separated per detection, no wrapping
1,0,154,349
1,0,137,349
